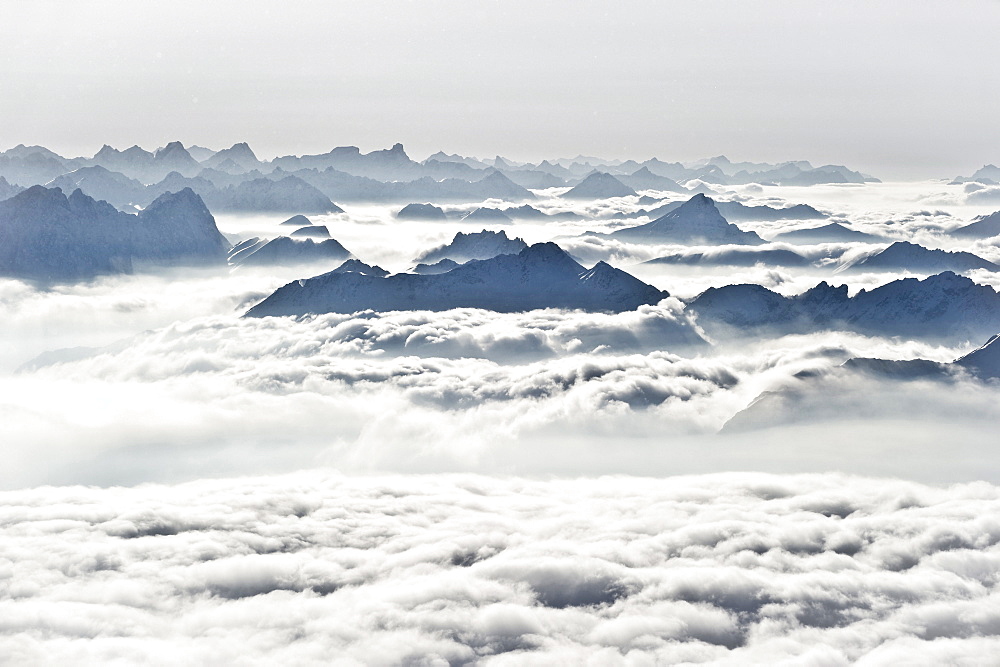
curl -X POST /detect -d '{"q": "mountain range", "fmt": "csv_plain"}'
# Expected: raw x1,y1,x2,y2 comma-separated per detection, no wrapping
246,243,667,317
840,241,999,273
0,143,882,210
644,199,825,222
0,186,228,281
688,271,1000,343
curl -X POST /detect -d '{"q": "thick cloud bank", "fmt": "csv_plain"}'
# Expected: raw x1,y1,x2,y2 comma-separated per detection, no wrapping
3,301,999,487
2,472,999,665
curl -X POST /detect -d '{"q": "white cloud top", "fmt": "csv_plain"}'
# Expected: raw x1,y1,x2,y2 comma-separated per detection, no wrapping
1,472,998,664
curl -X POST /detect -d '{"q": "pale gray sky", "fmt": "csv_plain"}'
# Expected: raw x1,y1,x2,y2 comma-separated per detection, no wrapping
2,0,997,179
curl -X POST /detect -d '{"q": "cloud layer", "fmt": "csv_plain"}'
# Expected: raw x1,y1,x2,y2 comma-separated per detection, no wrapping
2,180,999,490
1,471,999,665
2,302,996,488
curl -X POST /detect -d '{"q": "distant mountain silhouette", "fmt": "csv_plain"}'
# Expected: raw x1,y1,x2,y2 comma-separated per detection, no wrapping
48,165,146,210
562,172,636,199
769,222,886,244
647,199,825,222
0,186,228,281
644,248,811,268
396,203,448,220
842,241,999,273
230,236,352,268
612,194,765,245
688,271,1000,343
414,229,528,265
952,211,1000,239
0,176,26,202
201,142,262,172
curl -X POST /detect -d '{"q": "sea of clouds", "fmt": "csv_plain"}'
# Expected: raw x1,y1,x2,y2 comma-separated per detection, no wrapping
2,181,1000,490
3,181,1000,662
2,472,999,665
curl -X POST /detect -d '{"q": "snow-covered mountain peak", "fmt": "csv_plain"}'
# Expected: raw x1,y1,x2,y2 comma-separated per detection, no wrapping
956,333,1000,379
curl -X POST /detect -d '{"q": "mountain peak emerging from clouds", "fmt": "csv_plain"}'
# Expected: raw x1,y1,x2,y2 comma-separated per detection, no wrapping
612,194,765,245
689,270,1000,343
562,172,636,200
414,229,528,265
246,242,667,317
955,333,1000,379
952,210,1000,239
844,241,999,273
0,185,227,280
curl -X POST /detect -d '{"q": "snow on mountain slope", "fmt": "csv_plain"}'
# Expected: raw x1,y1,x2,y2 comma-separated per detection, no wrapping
951,211,1000,239
955,333,1000,379
279,214,312,227
289,225,331,239
461,207,513,224
230,236,352,268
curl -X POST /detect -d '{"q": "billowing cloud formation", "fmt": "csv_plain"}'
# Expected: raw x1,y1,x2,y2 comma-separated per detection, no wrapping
965,186,1000,206
1,471,999,664
3,301,997,488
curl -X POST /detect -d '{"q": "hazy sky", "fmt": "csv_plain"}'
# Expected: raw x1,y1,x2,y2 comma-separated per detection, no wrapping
2,0,998,179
